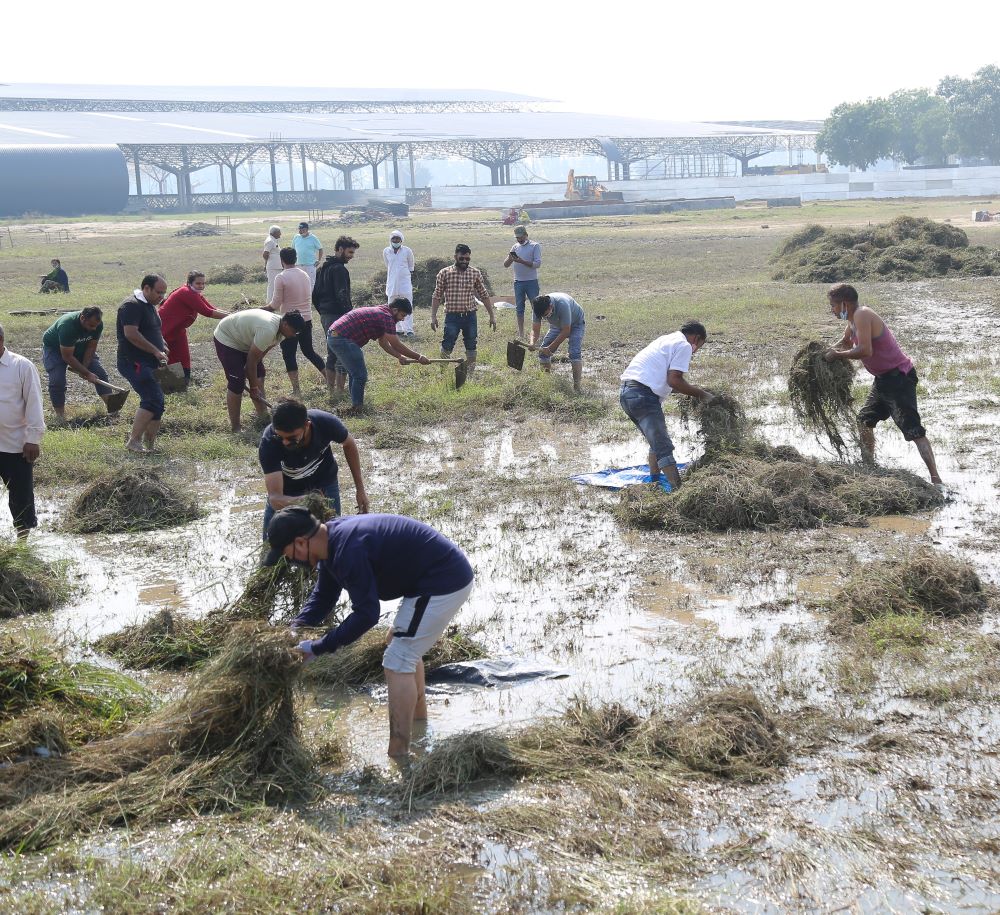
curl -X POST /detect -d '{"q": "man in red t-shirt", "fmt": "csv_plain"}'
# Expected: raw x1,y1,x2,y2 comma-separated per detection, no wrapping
158,271,229,382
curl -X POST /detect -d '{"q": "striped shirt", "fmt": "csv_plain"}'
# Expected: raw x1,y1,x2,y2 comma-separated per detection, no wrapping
330,305,397,347
433,265,489,313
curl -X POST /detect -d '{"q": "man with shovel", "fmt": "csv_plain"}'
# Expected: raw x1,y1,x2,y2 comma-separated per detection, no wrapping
531,293,586,392
41,307,121,421
265,505,474,758
327,299,429,413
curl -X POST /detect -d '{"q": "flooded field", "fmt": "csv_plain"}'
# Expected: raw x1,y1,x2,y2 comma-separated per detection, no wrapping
2,202,999,912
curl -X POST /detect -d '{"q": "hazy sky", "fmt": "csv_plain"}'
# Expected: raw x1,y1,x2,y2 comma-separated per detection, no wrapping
5,0,999,122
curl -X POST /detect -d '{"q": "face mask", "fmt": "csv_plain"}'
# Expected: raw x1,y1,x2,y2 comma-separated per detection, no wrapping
288,558,312,570
839,308,849,320
391,240,402,249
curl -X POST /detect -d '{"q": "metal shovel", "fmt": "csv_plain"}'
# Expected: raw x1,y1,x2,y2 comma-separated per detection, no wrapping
506,339,537,371
101,381,130,413
400,357,467,390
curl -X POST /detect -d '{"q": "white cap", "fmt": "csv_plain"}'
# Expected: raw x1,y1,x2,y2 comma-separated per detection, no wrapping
390,229,404,241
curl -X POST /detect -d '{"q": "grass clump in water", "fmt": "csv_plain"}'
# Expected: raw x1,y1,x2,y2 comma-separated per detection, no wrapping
0,543,72,618
0,624,317,852
65,467,203,533
771,216,1000,283
788,340,858,458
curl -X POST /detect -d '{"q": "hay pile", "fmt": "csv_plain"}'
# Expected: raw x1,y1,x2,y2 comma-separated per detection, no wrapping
401,690,786,799
0,543,71,618
830,549,990,623
0,625,315,852
65,467,203,533
788,341,858,458
615,450,942,533
678,393,748,458
206,263,267,285
353,256,495,309
302,624,487,687
1,637,149,764
771,216,1000,282
174,222,220,237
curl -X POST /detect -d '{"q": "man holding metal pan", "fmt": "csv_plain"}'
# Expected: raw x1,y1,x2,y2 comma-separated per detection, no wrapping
41,307,120,421
530,292,586,393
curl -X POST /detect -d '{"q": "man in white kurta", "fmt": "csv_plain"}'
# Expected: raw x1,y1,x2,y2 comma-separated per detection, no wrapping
383,230,416,336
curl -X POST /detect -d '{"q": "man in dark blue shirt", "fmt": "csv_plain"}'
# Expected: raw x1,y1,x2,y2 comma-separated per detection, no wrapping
265,507,475,757
257,398,369,536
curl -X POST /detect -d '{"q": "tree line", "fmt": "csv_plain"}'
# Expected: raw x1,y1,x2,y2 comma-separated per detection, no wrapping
816,64,1000,170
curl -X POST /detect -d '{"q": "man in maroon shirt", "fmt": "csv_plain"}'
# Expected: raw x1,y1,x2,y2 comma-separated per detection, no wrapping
327,299,429,412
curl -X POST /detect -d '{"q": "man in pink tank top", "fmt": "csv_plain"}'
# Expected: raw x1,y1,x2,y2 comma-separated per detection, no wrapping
823,283,942,487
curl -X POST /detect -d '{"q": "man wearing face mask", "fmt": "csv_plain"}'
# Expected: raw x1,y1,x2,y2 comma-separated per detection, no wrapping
824,282,942,487
258,397,369,537
383,230,415,337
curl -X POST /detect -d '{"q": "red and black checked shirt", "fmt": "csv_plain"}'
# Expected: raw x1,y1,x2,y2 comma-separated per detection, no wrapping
330,305,397,347
433,265,489,313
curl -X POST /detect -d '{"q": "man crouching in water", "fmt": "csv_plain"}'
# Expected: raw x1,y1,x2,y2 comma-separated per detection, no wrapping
824,282,942,487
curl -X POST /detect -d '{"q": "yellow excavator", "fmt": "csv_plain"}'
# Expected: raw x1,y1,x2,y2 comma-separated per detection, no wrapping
564,169,622,201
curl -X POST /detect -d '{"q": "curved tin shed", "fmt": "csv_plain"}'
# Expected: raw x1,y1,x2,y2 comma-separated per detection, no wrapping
0,144,128,217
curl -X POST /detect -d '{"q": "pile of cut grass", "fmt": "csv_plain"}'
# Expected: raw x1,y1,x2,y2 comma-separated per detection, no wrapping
65,467,203,533
206,263,266,284
401,690,786,800
0,543,72,618
678,392,748,458
771,216,1000,283
301,624,487,687
788,340,858,458
173,222,220,237
0,625,316,852
0,637,150,764
353,256,495,309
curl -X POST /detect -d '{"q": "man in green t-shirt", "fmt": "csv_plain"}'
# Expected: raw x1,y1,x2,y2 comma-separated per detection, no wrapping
41,307,116,420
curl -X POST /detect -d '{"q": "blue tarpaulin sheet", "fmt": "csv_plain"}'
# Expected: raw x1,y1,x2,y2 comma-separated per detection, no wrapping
570,464,687,493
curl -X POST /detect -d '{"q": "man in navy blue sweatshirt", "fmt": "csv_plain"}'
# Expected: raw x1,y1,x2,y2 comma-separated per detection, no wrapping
264,507,475,757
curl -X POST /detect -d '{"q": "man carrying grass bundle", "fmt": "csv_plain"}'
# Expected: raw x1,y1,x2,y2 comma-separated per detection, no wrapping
265,507,474,758
823,283,942,487
620,321,714,490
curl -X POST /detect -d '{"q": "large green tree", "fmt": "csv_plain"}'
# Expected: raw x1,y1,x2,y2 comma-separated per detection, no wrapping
937,64,1000,162
816,98,895,169
888,89,950,164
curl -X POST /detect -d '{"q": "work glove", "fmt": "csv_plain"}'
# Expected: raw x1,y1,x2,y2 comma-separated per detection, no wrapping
296,640,316,664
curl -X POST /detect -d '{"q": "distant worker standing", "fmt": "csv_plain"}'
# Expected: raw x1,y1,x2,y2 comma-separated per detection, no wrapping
503,225,541,340
41,307,118,420
430,244,497,376
824,282,942,486
313,235,359,396
262,226,283,302
530,293,585,392
293,222,323,290
268,247,327,396
158,271,229,383
383,230,415,337
117,274,169,454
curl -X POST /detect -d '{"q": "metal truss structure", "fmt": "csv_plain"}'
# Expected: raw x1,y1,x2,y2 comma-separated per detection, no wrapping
0,98,529,114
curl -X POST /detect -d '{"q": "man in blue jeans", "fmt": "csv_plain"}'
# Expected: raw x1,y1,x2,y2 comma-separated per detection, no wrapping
619,321,713,490
41,307,117,421
430,244,497,376
503,225,541,340
258,398,369,537
531,292,585,392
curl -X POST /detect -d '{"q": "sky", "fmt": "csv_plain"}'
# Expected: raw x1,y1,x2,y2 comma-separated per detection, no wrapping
4,0,999,122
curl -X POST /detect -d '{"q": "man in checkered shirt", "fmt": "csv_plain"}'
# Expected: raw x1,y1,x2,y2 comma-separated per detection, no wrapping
430,243,497,376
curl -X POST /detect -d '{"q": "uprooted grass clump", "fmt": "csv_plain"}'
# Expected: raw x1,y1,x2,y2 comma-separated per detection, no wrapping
0,637,150,764
0,625,317,852
678,392,748,457
0,543,72,618
399,689,786,799
353,256,495,309
65,467,203,533
788,341,859,457
771,216,1000,282
301,624,487,687
829,549,990,624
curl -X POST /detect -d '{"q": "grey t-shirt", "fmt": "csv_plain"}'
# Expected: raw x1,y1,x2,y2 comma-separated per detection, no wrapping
545,292,584,329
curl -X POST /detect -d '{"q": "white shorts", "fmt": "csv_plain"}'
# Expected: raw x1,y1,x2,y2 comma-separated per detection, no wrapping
382,580,474,674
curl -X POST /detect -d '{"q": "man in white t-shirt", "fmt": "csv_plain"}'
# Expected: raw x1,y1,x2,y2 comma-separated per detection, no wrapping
619,321,713,489
262,226,282,302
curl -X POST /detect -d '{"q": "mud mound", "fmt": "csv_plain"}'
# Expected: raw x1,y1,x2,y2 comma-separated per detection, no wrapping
206,263,267,285
302,624,487,687
771,216,1000,282
353,256,495,309
0,544,71,618
65,467,202,533
830,549,990,623
0,626,316,852
174,222,220,237
788,341,858,457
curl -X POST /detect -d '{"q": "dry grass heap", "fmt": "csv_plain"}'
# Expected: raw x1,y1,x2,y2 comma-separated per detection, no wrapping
65,467,203,533
302,624,487,687
0,625,316,852
771,216,1000,282
788,341,859,458
0,543,71,618
353,256,495,309
206,263,267,284
401,690,786,800
173,222,221,237
830,549,990,623
1,637,149,764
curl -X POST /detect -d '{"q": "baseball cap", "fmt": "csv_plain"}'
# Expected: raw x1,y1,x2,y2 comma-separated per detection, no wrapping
298,221,309,229
263,506,321,566
513,225,528,236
